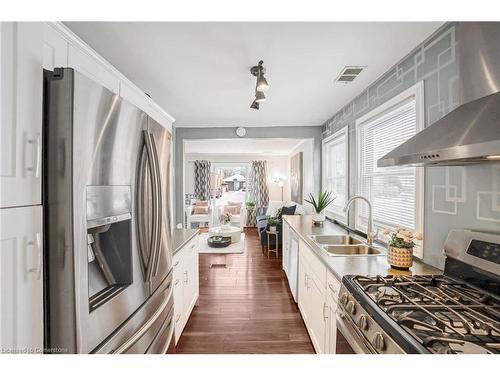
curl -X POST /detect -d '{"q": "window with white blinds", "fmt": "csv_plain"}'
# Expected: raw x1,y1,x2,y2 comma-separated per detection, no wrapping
355,83,424,257
322,128,348,223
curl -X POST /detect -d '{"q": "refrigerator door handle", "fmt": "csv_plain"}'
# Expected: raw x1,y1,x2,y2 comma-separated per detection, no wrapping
142,130,159,283
149,133,163,278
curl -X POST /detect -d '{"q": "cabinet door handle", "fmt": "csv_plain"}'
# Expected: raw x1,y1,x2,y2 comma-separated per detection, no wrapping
28,232,42,280
175,313,181,322
173,260,179,267
25,134,41,178
184,271,188,283
174,279,179,285
323,302,329,321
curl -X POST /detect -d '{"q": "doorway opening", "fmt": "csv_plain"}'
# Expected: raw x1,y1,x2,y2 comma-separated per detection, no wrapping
212,164,250,207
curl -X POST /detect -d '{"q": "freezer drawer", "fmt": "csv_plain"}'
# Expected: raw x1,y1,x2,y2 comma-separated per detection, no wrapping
146,308,174,354
92,273,173,354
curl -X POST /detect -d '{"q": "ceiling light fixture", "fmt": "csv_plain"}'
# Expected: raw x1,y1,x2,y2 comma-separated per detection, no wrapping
250,60,269,109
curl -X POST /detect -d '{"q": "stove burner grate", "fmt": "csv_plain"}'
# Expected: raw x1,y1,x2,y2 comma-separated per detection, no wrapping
352,274,500,354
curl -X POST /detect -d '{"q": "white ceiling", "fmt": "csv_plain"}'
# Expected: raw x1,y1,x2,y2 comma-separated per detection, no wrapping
64,22,443,127
184,138,304,155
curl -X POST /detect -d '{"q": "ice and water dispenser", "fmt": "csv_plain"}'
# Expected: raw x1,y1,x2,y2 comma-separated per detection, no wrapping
86,186,133,311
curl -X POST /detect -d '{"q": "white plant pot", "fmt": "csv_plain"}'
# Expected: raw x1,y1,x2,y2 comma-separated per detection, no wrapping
269,226,277,232
312,211,325,224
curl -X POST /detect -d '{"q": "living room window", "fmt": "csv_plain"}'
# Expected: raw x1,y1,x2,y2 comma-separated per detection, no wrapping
355,82,424,258
322,127,348,223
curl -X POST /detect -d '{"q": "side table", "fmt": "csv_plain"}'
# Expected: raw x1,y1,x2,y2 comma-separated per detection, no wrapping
266,230,279,258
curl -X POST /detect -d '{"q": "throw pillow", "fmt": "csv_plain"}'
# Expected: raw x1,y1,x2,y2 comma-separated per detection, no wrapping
281,205,296,216
224,205,241,215
227,201,241,206
193,206,209,214
195,200,209,206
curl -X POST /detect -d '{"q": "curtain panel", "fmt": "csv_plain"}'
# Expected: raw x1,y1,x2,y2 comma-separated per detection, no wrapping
249,160,269,215
194,160,211,200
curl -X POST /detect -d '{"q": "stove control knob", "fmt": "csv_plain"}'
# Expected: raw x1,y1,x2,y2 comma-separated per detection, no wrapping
346,301,356,315
340,293,349,306
357,314,369,330
372,332,386,351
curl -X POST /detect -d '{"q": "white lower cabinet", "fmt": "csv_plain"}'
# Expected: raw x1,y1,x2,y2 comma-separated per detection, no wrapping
0,205,43,353
298,238,327,353
173,234,199,344
297,237,341,354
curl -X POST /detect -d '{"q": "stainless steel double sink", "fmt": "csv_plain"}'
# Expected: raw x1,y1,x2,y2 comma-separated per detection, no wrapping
307,234,383,257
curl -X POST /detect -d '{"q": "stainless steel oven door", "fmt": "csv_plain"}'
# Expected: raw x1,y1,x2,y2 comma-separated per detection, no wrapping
336,307,374,354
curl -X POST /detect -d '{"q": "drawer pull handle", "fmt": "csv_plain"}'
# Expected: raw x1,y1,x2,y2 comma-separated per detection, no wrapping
173,260,179,267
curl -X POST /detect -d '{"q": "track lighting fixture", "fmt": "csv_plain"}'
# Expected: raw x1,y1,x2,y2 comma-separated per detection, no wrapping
250,60,269,110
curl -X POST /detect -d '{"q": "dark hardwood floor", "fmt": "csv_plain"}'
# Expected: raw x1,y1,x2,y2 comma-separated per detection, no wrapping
175,228,315,354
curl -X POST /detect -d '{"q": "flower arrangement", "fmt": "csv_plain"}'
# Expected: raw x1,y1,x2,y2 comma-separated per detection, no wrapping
219,211,232,226
384,228,423,249
383,228,423,270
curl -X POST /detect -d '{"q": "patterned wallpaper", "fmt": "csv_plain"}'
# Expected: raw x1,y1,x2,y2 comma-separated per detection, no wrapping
321,23,500,269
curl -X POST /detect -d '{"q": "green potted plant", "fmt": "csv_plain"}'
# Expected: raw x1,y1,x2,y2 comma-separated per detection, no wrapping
245,201,256,208
267,217,281,232
304,190,335,225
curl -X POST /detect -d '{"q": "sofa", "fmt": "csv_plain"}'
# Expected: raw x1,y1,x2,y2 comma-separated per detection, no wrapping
257,201,304,250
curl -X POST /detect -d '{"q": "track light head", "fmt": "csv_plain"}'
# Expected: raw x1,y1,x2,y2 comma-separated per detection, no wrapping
250,99,260,110
256,74,269,92
255,91,266,103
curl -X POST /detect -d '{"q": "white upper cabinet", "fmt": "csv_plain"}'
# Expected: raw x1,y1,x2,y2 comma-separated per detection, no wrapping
43,23,68,69
0,205,44,352
67,43,120,94
0,22,43,208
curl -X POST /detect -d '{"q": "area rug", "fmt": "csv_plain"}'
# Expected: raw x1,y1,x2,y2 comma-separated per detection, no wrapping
198,232,246,254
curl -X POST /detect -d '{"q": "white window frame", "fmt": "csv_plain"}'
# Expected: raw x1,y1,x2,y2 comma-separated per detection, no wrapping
322,127,349,224
355,82,425,258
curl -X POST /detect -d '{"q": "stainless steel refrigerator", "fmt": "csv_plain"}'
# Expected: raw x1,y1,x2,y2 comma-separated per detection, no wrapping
43,67,174,354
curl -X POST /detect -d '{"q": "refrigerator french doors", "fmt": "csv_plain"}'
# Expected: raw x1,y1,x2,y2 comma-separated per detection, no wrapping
44,68,173,354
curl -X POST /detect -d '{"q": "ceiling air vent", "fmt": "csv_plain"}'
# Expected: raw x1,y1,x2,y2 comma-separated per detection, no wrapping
336,66,365,83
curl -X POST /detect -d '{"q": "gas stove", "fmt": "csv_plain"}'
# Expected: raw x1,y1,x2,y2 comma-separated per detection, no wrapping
337,229,500,354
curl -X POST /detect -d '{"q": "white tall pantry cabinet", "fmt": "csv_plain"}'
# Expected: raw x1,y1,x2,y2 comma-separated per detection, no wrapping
1,22,44,352
0,22,174,353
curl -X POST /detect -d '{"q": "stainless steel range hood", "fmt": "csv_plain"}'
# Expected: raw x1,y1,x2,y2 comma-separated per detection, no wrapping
378,23,500,167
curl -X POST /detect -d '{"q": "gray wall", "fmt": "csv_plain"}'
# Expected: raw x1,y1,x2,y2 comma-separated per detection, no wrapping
321,22,500,269
174,126,323,225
